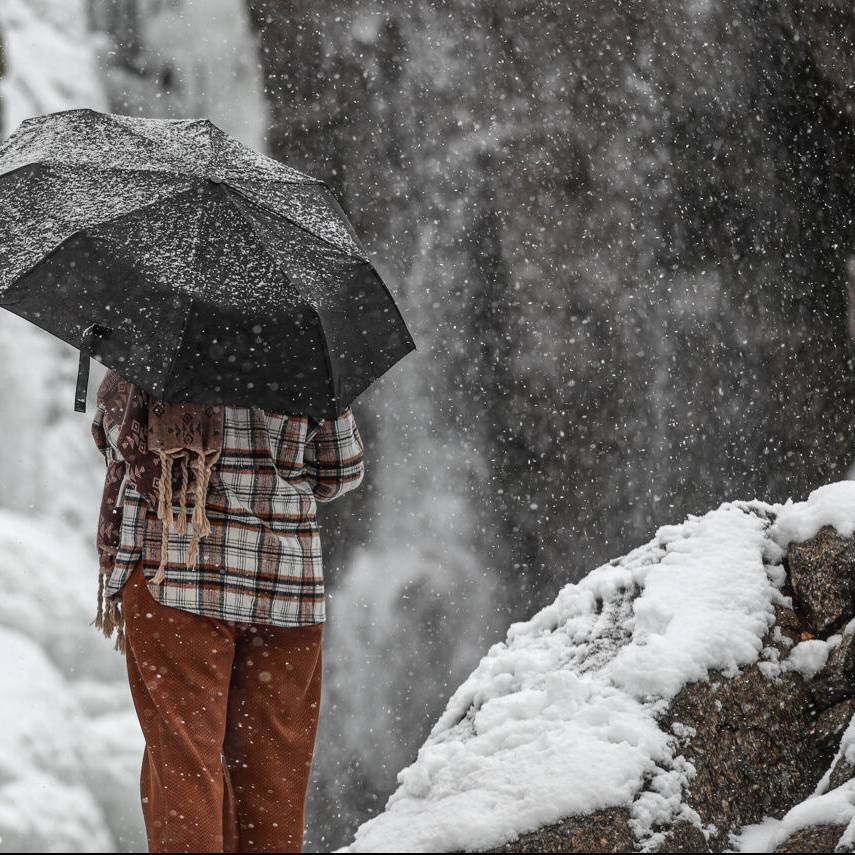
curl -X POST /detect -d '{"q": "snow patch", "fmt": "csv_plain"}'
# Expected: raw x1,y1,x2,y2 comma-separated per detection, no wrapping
770,481,855,549
783,637,837,681
0,513,146,852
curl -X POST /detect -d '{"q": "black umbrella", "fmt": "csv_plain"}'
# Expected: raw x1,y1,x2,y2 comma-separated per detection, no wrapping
0,108,416,419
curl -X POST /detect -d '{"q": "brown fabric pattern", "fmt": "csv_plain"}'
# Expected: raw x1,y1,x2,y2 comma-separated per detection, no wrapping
91,370,225,647
147,397,225,580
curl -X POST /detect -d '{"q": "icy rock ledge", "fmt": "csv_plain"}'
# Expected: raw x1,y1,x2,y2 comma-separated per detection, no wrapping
344,482,855,854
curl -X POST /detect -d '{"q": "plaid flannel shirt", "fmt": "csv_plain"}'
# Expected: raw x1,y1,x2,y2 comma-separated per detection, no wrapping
92,403,365,626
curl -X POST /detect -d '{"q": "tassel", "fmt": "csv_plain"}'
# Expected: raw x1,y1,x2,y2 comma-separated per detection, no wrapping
95,598,122,640
156,451,175,529
175,454,189,535
93,571,106,632
186,451,213,567
114,626,126,654
92,560,126,655
153,450,177,586
190,451,213,535
151,448,215,576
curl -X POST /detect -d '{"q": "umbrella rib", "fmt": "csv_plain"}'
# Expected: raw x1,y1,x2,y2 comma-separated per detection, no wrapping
0,161,41,182
74,184,204,242
161,297,197,399
95,115,204,174
212,187,338,411
1,230,88,297
315,181,370,255
224,183,364,260
214,184,317,304
224,180,416,364
314,307,338,415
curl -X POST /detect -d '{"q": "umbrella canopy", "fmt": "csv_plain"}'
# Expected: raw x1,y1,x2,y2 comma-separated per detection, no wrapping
0,108,416,419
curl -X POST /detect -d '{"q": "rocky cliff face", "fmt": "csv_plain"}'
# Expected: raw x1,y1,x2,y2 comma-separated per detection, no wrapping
345,483,855,853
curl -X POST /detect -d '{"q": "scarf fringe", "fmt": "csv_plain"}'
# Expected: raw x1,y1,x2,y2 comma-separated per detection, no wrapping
152,448,215,585
92,571,126,654
95,451,215,650
93,377,223,655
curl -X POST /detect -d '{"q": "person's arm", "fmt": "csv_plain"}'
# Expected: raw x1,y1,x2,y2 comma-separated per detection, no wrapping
91,401,111,463
91,400,124,465
303,406,365,502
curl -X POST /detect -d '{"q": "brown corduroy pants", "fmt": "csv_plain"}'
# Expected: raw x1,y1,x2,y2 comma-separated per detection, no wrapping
121,566,324,853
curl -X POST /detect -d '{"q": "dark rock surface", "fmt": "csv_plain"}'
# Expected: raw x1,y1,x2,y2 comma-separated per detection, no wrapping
483,809,634,854
472,524,855,854
830,756,855,791
664,666,817,845
811,629,855,709
650,821,710,853
787,525,855,633
775,824,853,853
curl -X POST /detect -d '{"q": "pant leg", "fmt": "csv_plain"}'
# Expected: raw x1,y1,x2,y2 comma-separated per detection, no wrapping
223,621,324,853
122,566,239,853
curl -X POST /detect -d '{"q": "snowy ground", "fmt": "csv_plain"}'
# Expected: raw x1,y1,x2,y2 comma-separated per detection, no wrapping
0,509,145,852
344,482,855,853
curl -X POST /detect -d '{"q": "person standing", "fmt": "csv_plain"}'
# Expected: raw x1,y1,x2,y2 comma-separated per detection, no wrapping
91,369,365,853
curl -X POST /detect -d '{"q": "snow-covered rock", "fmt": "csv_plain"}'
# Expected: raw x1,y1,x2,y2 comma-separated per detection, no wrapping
345,482,855,853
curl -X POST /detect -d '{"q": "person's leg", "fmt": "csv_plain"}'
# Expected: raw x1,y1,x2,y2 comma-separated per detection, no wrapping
122,565,238,853
223,621,324,853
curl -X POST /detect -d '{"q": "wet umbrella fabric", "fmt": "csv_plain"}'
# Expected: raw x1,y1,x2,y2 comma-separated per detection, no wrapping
0,108,416,419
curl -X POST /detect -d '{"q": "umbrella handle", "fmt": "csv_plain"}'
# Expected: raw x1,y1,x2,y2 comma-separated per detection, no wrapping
74,324,112,413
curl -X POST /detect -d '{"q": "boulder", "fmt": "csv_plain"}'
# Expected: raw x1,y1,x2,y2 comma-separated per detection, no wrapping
474,522,855,853
788,525,855,633
345,484,855,854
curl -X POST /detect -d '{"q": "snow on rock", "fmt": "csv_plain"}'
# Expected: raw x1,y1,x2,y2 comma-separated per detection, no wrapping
733,779,855,853
843,714,855,770
783,637,836,681
345,502,780,853
770,481,855,549
345,485,855,853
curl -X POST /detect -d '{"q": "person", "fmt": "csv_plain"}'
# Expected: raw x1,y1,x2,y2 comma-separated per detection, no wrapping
90,370,365,854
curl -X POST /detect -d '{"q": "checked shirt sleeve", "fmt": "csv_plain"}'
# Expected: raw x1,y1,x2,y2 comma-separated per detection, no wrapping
91,400,124,465
304,406,365,502
91,402,110,463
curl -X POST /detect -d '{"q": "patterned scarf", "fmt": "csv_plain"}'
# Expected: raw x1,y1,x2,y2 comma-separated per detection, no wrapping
91,370,224,649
